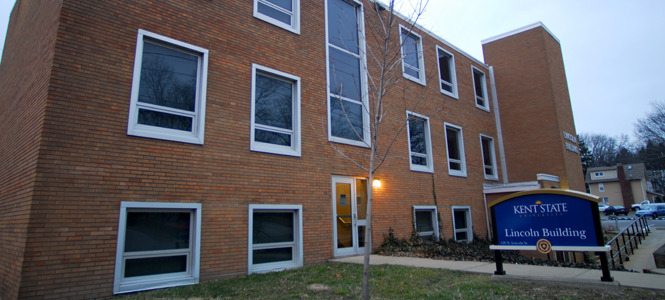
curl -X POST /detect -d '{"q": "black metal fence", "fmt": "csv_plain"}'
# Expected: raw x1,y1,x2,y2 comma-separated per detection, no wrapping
606,215,651,269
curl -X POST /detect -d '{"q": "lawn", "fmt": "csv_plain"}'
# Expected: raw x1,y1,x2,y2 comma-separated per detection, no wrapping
117,263,663,299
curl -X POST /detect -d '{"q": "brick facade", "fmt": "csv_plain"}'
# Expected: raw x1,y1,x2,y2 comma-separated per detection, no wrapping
0,1,583,299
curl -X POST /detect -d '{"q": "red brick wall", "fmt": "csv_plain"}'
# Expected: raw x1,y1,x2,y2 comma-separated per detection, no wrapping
8,0,499,298
482,26,585,191
0,1,63,299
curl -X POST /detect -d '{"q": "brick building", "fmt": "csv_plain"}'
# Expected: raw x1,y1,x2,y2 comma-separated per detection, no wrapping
0,0,583,298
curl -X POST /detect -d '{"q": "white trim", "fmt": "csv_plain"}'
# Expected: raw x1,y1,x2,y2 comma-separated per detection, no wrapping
331,175,368,257
249,64,302,157
480,134,498,181
452,206,472,242
444,122,467,177
481,21,560,45
490,245,611,252
248,204,303,274
406,111,434,173
413,205,439,239
435,45,458,98
471,66,489,112
537,173,560,182
113,202,202,294
253,0,300,34
325,0,371,147
488,66,508,183
399,24,426,85
126,29,209,145
483,182,540,194
599,183,605,192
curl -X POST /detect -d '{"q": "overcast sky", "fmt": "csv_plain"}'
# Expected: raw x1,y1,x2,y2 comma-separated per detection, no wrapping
1,0,663,142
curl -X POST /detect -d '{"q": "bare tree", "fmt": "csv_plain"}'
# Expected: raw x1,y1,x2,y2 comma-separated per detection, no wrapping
320,1,437,299
578,133,631,167
636,101,665,144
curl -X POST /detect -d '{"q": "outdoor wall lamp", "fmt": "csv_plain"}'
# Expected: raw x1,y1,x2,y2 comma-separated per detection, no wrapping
373,178,381,188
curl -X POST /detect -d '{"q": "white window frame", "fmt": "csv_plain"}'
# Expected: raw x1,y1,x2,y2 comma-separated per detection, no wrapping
253,0,300,34
248,204,303,274
451,206,472,242
444,122,467,177
325,0,371,147
594,172,605,177
399,24,426,85
599,183,605,192
601,197,609,205
471,66,489,111
480,134,498,181
113,202,202,294
126,30,209,145
413,206,439,239
250,64,302,157
435,45,458,98
406,111,434,173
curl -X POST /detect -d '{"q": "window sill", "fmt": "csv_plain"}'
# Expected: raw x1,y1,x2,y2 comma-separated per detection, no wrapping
448,171,468,178
475,105,491,112
441,90,459,99
128,127,204,145
410,165,434,173
329,136,370,148
253,14,300,35
251,142,301,157
402,73,427,86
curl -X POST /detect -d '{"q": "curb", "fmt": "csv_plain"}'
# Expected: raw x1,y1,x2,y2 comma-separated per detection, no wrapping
490,274,622,293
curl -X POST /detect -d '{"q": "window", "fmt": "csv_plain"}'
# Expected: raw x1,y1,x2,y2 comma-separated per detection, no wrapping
407,112,434,173
127,30,209,144
436,46,457,98
594,172,605,177
254,0,300,34
601,197,609,205
326,0,370,146
480,134,498,180
413,206,439,239
113,202,201,294
248,205,303,274
250,64,301,157
472,66,488,111
444,123,466,177
399,25,426,85
452,206,472,242
599,183,605,192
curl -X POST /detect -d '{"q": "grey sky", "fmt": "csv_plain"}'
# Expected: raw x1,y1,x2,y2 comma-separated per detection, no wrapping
1,0,663,142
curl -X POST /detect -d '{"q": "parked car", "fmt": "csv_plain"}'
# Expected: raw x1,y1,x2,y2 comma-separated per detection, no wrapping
631,200,650,211
603,205,630,216
598,204,609,212
636,205,665,219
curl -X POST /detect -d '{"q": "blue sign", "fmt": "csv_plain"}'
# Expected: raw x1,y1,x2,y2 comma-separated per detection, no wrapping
489,190,605,251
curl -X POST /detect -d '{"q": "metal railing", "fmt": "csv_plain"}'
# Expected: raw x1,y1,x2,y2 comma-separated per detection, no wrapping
606,215,651,269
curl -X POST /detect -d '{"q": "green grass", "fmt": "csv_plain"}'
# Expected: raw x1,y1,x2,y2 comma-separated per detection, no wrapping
117,263,664,299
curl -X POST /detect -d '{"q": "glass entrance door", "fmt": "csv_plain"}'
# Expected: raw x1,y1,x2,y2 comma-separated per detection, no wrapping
332,176,368,256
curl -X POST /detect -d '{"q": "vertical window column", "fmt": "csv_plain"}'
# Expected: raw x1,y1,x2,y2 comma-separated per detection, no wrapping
472,67,488,111
445,123,467,177
436,46,457,98
452,206,472,242
480,134,498,180
400,25,426,85
407,112,433,173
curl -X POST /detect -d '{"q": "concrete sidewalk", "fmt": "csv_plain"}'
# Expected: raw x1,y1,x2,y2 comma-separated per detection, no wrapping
330,230,665,292
623,227,665,274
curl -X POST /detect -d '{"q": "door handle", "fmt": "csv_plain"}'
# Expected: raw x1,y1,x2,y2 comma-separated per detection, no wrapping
353,212,357,220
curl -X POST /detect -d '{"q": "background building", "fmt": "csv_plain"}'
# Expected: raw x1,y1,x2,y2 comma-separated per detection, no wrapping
0,0,583,299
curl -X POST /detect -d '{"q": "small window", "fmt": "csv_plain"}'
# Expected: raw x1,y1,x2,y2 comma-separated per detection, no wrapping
480,135,498,180
254,0,300,34
127,30,209,145
452,206,472,242
601,197,609,205
250,64,301,157
436,46,457,98
407,112,434,173
444,123,466,177
248,205,303,274
599,183,605,192
399,25,426,85
594,172,605,177
472,67,489,111
413,206,439,239
113,202,201,294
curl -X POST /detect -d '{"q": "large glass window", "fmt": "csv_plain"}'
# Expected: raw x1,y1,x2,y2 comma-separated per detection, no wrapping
400,25,426,85
407,112,433,173
480,134,498,180
249,205,303,274
472,66,489,111
127,30,209,144
250,64,301,157
114,202,201,294
254,0,300,34
436,46,457,98
326,0,369,146
413,206,439,239
452,207,472,242
445,123,466,177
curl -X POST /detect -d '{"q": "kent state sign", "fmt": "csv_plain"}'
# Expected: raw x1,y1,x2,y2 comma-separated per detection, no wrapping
489,189,608,252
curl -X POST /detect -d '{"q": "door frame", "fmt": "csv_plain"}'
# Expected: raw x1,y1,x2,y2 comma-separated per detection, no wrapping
332,175,367,257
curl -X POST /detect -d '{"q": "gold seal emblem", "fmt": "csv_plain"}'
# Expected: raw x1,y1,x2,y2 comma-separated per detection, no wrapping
537,239,552,254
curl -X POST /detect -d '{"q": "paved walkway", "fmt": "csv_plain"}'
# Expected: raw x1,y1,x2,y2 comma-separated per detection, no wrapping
330,229,665,292
623,227,665,274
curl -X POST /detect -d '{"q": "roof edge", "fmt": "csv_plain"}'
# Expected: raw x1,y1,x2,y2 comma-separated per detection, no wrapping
481,21,560,45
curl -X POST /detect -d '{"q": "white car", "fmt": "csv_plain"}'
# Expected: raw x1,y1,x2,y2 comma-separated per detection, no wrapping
598,204,609,212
